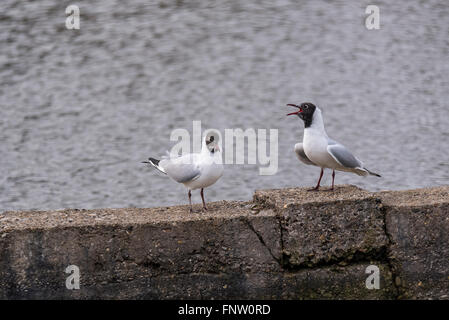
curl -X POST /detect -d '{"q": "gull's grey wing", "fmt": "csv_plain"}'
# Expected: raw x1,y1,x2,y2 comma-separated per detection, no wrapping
294,143,315,166
327,143,362,169
160,156,201,183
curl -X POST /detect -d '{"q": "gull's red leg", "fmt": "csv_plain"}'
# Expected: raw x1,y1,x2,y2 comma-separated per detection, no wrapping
308,168,324,191
331,170,335,190
323,170,336,191
200,188,208,211
188,190,193,213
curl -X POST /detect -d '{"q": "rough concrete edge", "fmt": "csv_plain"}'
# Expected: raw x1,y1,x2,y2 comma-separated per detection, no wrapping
378,201,449,299
3,186,448,299
252,189,402,299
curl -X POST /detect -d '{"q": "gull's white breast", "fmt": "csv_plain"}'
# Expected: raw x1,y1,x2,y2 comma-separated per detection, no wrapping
303,128,337,169
184,156,223,190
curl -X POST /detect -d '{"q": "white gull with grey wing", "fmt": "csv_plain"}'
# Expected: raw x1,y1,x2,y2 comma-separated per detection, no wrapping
288,103,380,190
143,134,223,212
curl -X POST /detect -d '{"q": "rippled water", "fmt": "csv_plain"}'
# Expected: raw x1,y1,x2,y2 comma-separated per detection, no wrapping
1,0,448,212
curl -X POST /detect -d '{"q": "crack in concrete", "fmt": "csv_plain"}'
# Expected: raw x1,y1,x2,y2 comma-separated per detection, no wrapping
380,206,402,299
243,218,281,266
251,194,404,300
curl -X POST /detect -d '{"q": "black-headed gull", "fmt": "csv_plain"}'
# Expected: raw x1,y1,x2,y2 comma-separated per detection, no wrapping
142,133,223,212
287,102,381,191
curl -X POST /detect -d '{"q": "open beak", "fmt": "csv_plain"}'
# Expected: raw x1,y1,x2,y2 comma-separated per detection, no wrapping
286,104,302,116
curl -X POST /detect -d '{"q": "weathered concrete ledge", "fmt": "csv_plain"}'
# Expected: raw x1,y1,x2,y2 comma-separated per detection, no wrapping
0,185,448,299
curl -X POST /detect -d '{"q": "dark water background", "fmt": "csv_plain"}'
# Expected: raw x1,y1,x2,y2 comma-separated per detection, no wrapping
1,0,448,212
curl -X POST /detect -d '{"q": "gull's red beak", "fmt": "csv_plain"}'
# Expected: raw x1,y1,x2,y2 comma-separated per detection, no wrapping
287,104,302,116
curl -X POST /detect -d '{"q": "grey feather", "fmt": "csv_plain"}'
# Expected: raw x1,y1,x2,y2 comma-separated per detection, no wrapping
160,156,201,183
327,144,362,169
294,143,315,166
144,158,167,174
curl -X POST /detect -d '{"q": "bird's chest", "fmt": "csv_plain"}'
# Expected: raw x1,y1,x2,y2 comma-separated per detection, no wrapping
201,162,223,181
303,131,331,166
187,160,223,189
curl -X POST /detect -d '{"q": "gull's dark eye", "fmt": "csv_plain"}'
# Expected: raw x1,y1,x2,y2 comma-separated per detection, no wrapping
304,104,309,109
206,136,214,145
206,133,218,145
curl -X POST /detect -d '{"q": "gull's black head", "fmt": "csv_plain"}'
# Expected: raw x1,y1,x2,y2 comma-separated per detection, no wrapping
287,102,316,128
205,132,220,154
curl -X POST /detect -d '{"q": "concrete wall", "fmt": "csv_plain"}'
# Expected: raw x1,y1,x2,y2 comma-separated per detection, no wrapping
0,185,448,299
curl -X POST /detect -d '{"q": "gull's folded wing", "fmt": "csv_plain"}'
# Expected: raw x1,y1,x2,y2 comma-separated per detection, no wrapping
327,143,362,169
160,155,201,183
294,143,315,165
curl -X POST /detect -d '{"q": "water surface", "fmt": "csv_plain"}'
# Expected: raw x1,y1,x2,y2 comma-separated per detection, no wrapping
1,0,448,211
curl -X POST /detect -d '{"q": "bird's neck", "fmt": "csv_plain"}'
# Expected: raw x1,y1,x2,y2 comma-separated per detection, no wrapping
201,143,210,156
304,108,328,137
212,150,223,164
200,145,222,163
